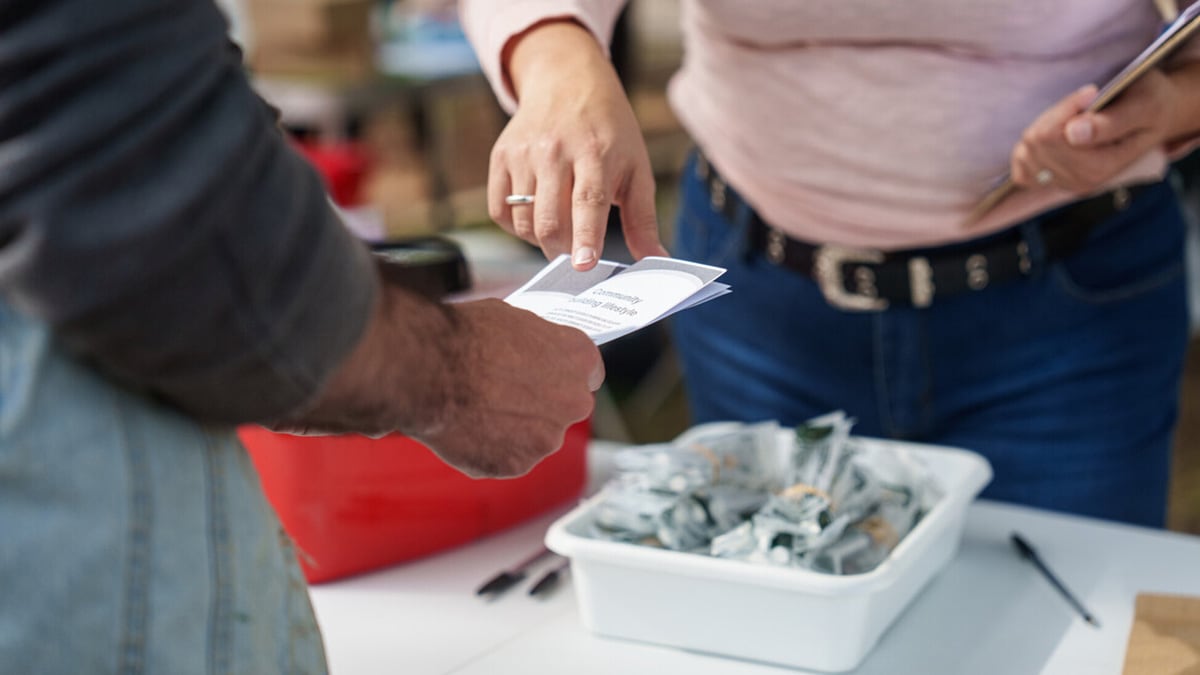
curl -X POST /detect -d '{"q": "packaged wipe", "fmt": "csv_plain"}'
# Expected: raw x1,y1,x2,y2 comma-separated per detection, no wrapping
588,413,942,575
546,429,992,671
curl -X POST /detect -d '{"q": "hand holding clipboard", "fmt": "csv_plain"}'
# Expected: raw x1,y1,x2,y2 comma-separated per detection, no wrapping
965,4,1200,226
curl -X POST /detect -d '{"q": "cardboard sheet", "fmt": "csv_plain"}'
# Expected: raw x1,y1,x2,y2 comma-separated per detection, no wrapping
1122,593,1200,675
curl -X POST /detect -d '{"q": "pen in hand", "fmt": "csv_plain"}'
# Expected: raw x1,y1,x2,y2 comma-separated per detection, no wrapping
1011,532,1100,628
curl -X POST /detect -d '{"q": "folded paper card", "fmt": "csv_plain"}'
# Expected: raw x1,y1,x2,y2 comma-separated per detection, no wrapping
505,255,729,344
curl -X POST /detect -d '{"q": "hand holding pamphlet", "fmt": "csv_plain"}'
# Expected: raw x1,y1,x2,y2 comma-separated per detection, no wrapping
965,3,1200,225
506,255,730,345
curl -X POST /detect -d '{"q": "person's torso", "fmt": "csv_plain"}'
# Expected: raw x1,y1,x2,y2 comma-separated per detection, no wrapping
669,0,1168,248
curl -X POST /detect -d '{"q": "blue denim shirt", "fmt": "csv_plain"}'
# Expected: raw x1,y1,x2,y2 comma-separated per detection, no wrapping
1,302,328,672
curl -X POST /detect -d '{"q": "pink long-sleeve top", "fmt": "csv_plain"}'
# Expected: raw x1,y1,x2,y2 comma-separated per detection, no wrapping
460,0,1196,249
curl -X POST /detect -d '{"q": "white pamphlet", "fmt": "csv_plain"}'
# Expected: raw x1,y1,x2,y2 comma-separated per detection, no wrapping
506,255,730,344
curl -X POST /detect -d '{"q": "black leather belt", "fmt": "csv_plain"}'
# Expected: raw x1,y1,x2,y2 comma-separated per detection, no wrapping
695,153,1151,311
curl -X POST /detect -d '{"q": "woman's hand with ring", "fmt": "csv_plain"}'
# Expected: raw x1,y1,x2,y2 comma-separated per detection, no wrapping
1010,71,1181,193
488,21,668,270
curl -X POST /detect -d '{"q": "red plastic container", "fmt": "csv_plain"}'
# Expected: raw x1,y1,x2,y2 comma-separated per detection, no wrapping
239,420,589,583
291,139,372,207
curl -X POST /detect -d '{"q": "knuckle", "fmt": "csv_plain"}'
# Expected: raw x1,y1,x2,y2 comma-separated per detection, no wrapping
558,323,590,345
490,144,510,167
461,464,489,480
533,211,560,233
572,393,596,421
488,202,508,223
1012,142,1031,164
580,134,612,159
531,426,562,454
534,137,564,163
627,212,660,231
497,142,532,167
485,449,530,477
497,455,528,478
1022,126,1050,147
574,185,610,208
512,220,535,240
456,454,494,479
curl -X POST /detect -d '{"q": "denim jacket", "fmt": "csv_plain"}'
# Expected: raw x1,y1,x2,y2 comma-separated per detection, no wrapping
0,303,327,673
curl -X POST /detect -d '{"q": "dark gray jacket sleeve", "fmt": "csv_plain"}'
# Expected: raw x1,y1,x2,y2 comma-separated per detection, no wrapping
0,0,378,423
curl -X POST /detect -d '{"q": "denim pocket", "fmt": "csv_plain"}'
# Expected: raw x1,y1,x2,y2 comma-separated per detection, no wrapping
1049,183,1186,305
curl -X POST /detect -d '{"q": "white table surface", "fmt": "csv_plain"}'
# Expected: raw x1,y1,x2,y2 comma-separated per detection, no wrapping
309,446,1200,675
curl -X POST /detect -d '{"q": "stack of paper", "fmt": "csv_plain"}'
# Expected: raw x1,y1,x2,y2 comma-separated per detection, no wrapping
506,255,730,345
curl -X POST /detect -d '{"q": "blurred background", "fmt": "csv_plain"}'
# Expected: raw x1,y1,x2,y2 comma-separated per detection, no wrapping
220,0,1200,535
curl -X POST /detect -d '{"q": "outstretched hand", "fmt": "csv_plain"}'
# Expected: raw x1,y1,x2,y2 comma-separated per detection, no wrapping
414,298,603,477
276,283,604,479
488,21,668,270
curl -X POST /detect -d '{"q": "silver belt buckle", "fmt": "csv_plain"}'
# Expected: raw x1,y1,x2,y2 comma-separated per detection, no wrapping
813,245,889,311
812,246,936,311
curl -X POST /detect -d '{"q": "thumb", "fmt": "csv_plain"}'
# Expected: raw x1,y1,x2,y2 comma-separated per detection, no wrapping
588,358,606,392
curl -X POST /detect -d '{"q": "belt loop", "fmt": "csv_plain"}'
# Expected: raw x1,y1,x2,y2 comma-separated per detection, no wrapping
695,149,757,262
694,149,709,181
733,197,759,263
1017,217,1049,277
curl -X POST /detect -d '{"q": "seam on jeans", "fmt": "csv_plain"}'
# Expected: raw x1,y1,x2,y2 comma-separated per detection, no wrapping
279,527,300,674
1050,260,1184,305
204,433,233,675
116,399,151,675
0,308,51,436
871,313,897,437
917,312,935,436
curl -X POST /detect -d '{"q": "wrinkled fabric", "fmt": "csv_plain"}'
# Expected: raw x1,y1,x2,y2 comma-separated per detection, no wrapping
461,0,1198,248
0,0,377,423
0,301,327,673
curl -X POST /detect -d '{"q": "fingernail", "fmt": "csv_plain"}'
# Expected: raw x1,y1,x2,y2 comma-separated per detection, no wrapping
572,246,596,266
1066,118,1093,145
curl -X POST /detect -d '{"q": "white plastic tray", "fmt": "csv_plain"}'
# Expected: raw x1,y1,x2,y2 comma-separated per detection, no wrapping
546,436,993,672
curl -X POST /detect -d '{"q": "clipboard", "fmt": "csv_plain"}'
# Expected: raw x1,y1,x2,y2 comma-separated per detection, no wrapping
964,3,1200,226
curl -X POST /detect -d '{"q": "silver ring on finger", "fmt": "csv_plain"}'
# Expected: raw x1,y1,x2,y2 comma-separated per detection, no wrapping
505,194,535,206
1035,169,1054,186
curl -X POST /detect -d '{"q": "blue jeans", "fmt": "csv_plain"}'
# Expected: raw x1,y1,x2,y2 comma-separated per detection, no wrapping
671,155,1189,527
0,303,326,673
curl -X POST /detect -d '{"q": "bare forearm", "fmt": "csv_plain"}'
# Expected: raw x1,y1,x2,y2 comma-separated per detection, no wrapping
505,20,612,100
278,275,605,479
459,0,628,110
278,272,462,438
